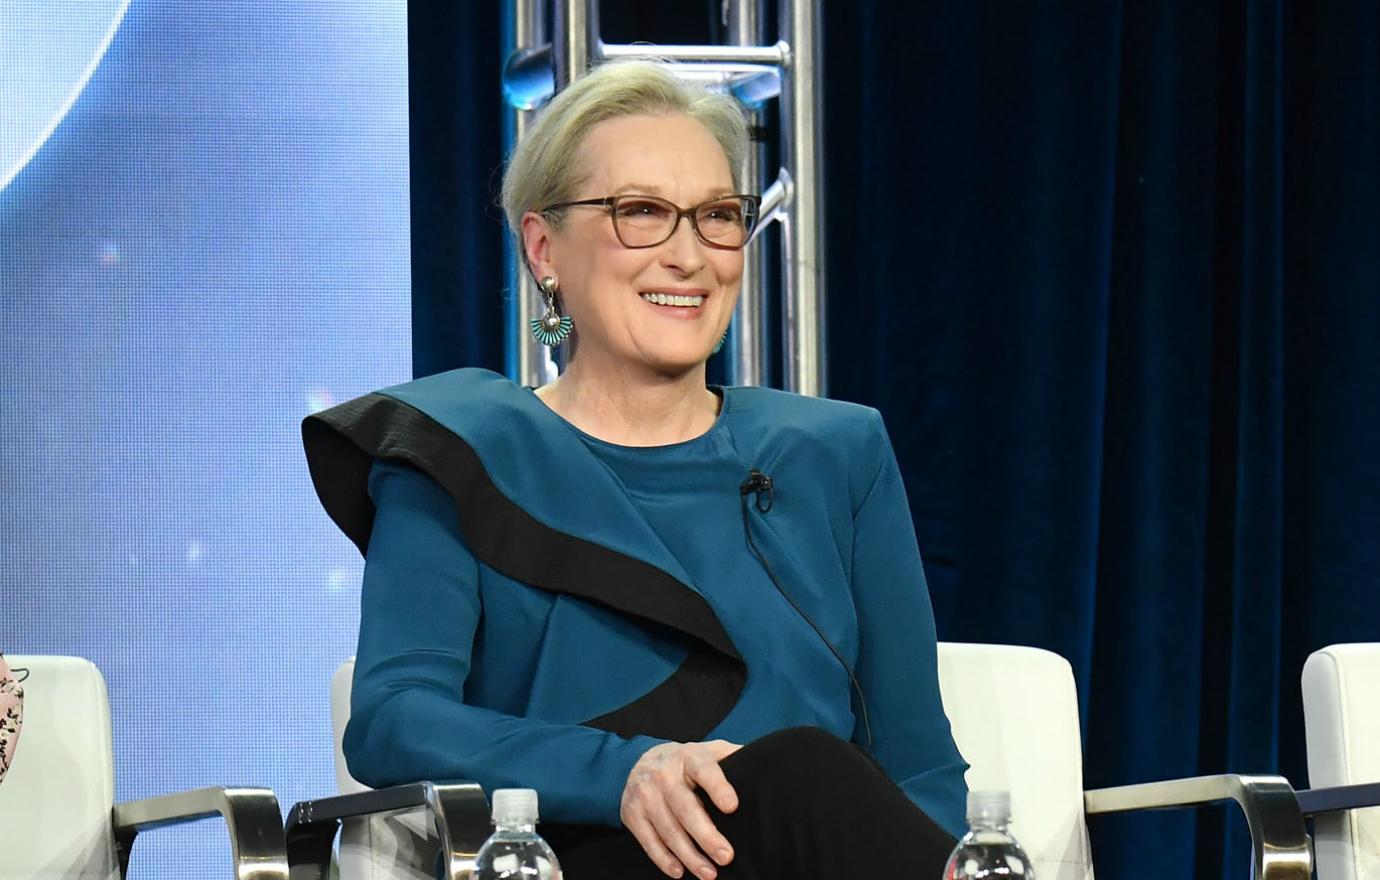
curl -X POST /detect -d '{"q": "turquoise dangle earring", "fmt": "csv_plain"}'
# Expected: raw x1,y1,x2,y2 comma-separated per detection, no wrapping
712,327,729,355
530,275,573,347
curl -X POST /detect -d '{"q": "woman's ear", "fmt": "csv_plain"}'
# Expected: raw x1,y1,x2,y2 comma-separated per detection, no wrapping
521,211,555,279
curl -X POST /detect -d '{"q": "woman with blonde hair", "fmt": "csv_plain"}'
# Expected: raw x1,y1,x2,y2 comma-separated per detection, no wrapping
304,60,967,879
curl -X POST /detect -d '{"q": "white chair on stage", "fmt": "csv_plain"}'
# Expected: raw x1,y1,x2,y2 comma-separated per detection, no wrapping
1301,643,1380,880
288,646,1313,880
938,642,1310,880
0,655,286,880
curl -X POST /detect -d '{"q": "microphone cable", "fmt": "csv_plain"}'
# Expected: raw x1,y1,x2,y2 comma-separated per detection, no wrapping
738,470,874,752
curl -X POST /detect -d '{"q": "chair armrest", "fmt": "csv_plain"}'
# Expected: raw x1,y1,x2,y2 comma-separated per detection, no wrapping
1296,781,1380,816
285,782,490,880
1084,774,1309,880
111,786,287,879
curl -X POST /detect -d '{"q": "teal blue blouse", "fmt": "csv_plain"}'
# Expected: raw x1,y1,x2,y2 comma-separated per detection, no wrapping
305,368,968,838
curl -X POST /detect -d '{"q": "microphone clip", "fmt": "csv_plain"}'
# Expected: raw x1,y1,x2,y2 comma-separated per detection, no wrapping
739,469,774,513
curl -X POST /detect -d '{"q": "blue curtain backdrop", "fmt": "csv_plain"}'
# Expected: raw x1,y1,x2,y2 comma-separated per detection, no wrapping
405,3,1379,878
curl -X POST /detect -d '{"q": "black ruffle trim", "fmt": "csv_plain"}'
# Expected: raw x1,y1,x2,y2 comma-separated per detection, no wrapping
302,393,745,742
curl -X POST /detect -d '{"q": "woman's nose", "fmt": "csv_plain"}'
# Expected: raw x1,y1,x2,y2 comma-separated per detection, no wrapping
659,216,707,275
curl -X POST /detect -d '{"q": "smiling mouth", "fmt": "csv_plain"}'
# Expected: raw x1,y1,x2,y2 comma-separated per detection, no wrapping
639,291,705,308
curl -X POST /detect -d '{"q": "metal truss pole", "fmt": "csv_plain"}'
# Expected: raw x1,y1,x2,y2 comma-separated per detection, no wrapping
505,0,557,388
779,0,825,396
725,0,769,388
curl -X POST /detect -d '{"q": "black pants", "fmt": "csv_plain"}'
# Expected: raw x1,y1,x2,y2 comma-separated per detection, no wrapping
543,727,957,879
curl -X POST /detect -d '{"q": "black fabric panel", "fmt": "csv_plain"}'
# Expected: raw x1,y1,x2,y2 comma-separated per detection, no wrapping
302,394,398,553
302,393,745,741
584,644,740,742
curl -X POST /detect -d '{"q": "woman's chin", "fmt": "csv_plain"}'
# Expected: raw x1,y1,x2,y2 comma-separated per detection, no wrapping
634,341,717,375
574,330,719,377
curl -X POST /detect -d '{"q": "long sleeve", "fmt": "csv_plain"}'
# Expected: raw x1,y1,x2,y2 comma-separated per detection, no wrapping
848,414,969,839
345,459,665,826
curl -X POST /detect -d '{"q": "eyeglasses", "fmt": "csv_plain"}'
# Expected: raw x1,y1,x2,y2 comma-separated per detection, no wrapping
542,193,760,250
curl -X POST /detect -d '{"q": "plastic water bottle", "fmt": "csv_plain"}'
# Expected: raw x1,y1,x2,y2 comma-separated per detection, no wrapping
473,789,563,880
943,790,1036,879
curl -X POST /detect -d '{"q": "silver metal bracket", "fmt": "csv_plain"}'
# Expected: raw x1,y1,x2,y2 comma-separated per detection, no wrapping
112,786,288,880
1084,773,1312,880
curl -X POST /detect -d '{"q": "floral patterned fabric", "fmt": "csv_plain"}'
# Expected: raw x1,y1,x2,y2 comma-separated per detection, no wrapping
0,654,22,784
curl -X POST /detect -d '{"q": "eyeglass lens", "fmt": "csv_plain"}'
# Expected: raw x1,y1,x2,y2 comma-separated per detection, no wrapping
613,196,756,248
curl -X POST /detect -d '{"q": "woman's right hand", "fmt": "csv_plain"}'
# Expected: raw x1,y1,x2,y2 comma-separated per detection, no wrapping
620,740,743,880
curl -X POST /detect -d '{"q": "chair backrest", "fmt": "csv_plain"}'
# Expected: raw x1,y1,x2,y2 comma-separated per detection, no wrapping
0,656,119,880
1302,643,1380,880
937,641,1095,880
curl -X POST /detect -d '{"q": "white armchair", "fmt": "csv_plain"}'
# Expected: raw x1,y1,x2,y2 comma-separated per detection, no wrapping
937,642,1311,880
0,656,287,880
1301,643,1380,880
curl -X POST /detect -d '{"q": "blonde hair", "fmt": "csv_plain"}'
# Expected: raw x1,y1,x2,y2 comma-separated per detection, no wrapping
501,60,750,234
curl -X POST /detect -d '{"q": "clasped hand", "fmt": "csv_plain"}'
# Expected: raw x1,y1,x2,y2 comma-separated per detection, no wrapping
620,740,743,880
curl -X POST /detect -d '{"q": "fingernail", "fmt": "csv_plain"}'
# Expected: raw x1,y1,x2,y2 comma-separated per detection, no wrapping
669,866,683,878
716,848,733,864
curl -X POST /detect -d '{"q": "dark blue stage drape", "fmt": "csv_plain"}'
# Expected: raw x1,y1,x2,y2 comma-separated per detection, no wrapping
406,3,1379,878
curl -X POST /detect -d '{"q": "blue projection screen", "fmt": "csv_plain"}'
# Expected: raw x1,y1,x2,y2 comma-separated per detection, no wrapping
1,2,411,875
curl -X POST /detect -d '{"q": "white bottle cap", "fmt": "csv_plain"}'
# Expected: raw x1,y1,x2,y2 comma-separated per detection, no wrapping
491,788,539,825
966,790,1011,825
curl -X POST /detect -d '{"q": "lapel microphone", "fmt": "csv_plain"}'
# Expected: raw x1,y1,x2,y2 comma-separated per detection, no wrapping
739,469,774,513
